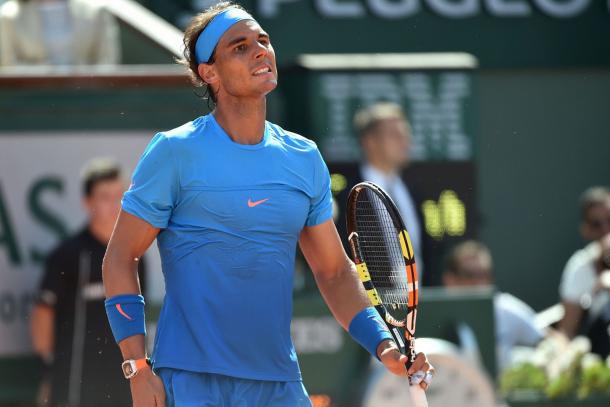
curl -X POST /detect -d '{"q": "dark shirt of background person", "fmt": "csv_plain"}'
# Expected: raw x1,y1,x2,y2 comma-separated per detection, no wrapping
30,158,145,407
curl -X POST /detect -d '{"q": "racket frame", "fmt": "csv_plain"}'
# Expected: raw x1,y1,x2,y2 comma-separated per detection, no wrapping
346,181,420,368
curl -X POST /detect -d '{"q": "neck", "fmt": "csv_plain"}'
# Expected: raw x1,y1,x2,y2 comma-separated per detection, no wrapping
366,158,396,176
88,220,113,245
213,96,267,145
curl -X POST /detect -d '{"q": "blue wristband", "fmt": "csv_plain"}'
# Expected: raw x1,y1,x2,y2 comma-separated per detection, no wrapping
349,307,394,359
104,294,146,344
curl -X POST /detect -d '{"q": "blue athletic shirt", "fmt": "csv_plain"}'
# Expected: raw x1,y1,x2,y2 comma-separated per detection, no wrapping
122,114,333,382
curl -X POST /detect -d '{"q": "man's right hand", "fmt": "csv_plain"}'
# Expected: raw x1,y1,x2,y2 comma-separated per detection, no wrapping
130,368,166,407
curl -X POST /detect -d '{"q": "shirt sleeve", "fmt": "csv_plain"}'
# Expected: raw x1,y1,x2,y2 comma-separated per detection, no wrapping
37,249,69,307
305,147,333,227
122,133,179,228
495,293,544,347
559,251,594,304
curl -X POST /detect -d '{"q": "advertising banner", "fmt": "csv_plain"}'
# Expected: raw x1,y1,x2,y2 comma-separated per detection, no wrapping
0,132,162,355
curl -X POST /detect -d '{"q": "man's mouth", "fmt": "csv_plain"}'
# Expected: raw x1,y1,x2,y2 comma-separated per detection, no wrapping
253,66,272,76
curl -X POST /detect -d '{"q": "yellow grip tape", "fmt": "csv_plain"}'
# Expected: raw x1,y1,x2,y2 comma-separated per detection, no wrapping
399,230,414,260
366,288,381,306
356,263,371,282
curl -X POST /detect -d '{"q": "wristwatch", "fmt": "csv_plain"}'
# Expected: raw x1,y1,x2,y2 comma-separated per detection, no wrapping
121,358,150,379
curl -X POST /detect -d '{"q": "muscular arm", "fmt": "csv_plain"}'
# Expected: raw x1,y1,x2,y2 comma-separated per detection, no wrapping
103,210,166,406
558,301,583,339
298,219,369,330
102,210,159,359
299,219,433,381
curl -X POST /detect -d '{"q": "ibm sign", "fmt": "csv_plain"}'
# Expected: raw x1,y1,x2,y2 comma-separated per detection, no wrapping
318,72,473,162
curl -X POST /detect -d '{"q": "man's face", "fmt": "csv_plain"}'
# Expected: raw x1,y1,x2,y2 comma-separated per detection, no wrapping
203,20,278,100
366,118,411,170
444,254,493,288
581,202,610,242
83,178,124,227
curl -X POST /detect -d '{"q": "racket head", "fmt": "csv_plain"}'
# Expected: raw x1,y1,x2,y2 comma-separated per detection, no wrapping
346,182,420,341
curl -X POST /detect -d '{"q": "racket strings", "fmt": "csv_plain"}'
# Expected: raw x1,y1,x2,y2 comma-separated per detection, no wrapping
354,190,412,313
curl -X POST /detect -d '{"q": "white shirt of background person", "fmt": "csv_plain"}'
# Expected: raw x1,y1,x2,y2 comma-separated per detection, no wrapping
559,241,609,322
494,292,545,372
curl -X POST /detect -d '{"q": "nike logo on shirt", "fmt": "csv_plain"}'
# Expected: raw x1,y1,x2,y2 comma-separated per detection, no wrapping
248,198,269,208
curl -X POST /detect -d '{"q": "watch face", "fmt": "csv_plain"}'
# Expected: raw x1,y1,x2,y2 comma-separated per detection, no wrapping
122,361,136,378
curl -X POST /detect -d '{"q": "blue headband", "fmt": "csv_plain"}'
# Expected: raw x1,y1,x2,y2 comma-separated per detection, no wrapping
195,8,255,64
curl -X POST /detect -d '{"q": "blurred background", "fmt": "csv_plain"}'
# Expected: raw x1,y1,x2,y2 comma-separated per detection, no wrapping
0,0,609,406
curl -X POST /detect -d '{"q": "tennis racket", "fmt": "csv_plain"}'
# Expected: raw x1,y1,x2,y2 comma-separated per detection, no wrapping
346,181,428,407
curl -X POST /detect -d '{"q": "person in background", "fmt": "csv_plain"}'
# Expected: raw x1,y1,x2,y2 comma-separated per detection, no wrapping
0,0,120,66
574,233,610,358
559,187,610,345
352,102,432,283
443,240,545,372
30,158,145,407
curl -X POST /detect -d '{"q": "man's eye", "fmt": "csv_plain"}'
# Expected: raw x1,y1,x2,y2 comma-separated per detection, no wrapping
235,44,247,52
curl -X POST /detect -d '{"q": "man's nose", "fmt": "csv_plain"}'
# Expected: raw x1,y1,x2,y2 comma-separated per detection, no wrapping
254,42,268,59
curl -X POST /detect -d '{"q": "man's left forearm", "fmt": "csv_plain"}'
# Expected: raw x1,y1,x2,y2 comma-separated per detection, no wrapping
312,260,371,330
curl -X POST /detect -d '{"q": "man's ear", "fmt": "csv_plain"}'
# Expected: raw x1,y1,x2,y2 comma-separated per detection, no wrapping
198,63,218,85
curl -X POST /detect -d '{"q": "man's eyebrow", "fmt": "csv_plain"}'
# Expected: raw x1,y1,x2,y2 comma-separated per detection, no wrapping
226,36,247,47
225,31,270,48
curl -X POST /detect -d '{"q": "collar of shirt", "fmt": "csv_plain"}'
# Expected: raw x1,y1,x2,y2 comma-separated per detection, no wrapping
360,164,401,191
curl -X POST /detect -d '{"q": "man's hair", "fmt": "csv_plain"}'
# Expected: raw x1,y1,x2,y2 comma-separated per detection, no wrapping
353,102,409,139
579,186,610,220
177,1,246,104
446,240,493,277
81,158,122,197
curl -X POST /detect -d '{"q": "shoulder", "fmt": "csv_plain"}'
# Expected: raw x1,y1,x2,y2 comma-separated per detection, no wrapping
159,117,207,145
495,292,536,318
562,242,599,279
143,118,203,156
161,119,199,138
267,122,319,154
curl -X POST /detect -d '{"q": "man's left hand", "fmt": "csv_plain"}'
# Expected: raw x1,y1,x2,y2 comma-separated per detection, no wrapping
377,339,435,390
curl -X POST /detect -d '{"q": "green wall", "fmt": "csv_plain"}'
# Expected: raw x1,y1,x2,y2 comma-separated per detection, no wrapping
142,0,610,69
477,70,610,311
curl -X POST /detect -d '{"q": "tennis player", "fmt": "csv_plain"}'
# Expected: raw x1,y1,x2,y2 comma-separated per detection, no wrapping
102,2,432,405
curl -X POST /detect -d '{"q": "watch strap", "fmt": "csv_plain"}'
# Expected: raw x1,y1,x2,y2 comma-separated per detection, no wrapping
134,357,149,371
122,357,150,379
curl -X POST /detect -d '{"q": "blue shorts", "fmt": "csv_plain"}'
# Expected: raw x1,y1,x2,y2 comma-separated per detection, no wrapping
157,368,313,407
